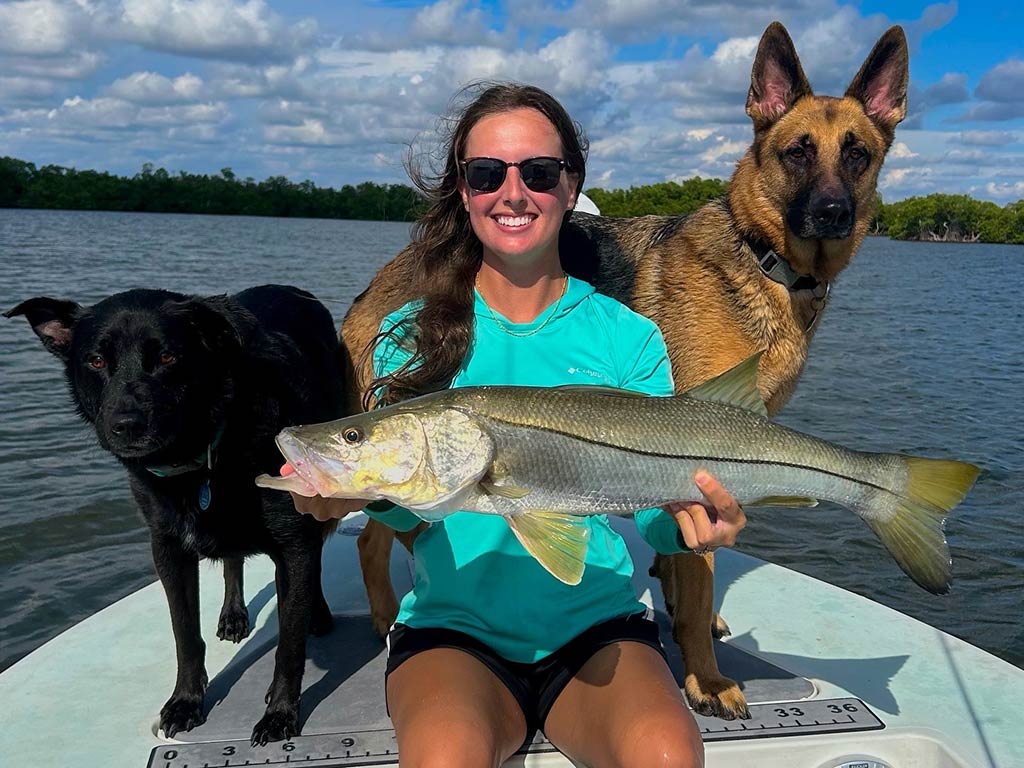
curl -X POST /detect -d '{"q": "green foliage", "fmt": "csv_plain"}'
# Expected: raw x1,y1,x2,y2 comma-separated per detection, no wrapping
872,194,1023,244
4,155,1019,244
0,156,425,222
585,178,728,217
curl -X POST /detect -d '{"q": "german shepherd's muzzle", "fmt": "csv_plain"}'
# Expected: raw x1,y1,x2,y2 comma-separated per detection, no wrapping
790,187,854,240
340,21,909,721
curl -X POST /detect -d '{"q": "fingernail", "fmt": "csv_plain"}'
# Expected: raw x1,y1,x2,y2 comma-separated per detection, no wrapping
694,471,710,485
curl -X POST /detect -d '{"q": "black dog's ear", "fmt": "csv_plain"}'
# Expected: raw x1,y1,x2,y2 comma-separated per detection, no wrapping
746,21,814,133
845,26,909,145
4,297,84,359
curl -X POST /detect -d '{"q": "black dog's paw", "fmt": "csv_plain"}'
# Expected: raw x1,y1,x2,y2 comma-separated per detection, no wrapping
250,709,300,746
160,693,206,738
217,605,251,642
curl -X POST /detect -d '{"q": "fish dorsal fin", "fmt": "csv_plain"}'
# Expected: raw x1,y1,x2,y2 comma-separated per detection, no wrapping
506,511,590,585
683,353,767,417
550,385,647,398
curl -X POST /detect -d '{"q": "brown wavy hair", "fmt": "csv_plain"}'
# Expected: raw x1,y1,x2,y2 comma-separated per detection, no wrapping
365,82,589,408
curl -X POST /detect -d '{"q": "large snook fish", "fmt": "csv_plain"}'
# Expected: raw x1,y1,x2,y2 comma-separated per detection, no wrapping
256,355,979,592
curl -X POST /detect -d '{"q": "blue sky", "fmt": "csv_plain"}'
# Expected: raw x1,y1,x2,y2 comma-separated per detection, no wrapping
1,0,1021,203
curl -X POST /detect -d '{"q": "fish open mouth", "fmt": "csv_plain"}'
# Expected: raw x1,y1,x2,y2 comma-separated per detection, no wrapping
273,429,337,497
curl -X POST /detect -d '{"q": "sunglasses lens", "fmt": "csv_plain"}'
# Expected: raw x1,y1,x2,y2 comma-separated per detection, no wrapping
465,159,505,193
520,159,562,191
463,158,564,193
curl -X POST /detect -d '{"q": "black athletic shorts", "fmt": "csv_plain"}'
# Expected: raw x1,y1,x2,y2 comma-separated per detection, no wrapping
384,609,666,735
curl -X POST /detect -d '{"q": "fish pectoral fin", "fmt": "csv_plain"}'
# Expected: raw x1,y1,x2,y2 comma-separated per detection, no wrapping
506,511,590,586
681,352,767,417
480,480,531,499
748,495,819,508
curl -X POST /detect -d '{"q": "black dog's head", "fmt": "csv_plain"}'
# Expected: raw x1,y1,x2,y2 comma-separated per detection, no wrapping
5,289,244,462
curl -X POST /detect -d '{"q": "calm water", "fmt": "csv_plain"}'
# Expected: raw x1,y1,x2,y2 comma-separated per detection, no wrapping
1,209,1021,673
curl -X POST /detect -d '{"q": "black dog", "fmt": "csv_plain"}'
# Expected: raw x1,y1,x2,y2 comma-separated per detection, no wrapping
6,284,345,745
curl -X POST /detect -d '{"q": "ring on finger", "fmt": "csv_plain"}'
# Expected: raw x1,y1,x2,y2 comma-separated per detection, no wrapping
692,545,715,556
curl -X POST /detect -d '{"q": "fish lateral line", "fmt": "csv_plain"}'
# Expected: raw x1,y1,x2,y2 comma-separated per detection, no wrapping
480,418,901,497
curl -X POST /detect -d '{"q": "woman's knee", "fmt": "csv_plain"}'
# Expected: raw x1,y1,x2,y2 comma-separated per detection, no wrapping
395,713,520,768
615,715,704,768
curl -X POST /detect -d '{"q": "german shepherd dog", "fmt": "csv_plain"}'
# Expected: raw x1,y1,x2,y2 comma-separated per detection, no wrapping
340,22,908,720
6,285,345,744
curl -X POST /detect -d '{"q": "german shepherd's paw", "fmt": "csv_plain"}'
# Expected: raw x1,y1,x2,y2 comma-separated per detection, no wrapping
250,709,300,746
160,693,207,737
684,673,750,721
368,588,399,638
217,604,251,643
711,611,732,639
370,606,397,639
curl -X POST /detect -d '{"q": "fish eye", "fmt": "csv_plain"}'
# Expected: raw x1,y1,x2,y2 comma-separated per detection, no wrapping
343,427,364,444
87,354,106,370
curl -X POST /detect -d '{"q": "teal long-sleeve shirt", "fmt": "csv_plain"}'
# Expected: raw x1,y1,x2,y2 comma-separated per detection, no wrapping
364,276,690,663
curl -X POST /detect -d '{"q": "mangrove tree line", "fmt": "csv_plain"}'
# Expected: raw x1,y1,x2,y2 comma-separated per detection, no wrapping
0,157,422,221
1,156,1020,243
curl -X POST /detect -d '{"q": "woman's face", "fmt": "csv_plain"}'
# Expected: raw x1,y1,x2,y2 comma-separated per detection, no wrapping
459,108,579,272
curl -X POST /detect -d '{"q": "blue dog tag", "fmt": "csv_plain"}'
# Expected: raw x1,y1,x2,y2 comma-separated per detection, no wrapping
198,481,212,510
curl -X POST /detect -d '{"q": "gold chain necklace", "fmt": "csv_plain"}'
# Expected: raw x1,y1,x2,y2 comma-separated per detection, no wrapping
477,274,568,338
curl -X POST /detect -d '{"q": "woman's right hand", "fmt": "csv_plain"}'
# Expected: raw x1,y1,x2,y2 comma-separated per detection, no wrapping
281,463,371,522
290,493,369,522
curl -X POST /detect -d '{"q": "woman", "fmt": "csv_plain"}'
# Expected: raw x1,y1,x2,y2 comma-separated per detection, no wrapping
293,83,746,768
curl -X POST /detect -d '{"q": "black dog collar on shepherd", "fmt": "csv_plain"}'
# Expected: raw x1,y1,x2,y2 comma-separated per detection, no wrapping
747,238,831,331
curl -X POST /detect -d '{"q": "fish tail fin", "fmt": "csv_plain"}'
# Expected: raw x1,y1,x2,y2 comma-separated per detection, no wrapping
863,457,980,595
507,511,591,586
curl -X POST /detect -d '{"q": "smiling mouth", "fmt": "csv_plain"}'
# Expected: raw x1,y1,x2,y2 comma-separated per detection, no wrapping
494,215,535,228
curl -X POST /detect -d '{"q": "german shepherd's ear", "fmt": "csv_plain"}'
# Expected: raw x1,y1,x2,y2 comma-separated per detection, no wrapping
845,26,909,145
4,297,84,359
746,21,813,133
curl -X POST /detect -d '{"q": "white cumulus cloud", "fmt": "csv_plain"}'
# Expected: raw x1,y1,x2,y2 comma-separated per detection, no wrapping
115,0,317,62
0,0,80,55
106,71,205,104
889,142,919,159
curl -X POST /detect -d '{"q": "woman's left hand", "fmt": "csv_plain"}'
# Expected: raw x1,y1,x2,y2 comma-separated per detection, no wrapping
664,470,747,554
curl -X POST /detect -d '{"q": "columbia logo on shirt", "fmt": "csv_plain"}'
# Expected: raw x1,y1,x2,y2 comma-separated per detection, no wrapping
567,366,613,384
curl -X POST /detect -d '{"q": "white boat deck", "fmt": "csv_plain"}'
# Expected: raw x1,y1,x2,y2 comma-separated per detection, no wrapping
2,514,1021,767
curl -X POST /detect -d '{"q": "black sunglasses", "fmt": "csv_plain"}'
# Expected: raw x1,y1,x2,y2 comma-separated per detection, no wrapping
460,156,567,193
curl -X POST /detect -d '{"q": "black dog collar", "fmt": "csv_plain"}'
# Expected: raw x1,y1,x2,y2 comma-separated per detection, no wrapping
145,424,225,479
747,239,830,331
748,238,821,291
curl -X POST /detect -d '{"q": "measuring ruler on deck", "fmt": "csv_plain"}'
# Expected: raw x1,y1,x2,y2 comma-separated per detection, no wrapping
693,696,883,741
148,697,884,767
